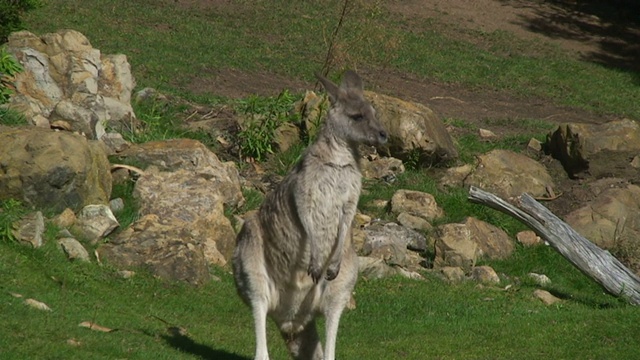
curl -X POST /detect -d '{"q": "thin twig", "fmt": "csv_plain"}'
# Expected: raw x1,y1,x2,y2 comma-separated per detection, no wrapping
318,0,351,82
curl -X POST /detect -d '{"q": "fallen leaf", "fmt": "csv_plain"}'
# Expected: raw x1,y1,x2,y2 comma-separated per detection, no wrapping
10,292,23,298
66,338,82,347
216,136,229,146
78,321,114,332
24,298,52,311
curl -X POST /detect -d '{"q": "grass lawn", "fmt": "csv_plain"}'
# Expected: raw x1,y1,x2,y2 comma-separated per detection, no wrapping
1,0,638,359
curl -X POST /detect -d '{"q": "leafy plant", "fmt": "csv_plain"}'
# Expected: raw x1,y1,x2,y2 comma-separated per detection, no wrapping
0,45,23,104
236,90,302,162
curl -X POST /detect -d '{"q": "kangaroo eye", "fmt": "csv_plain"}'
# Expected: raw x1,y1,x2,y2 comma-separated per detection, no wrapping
351,114,364,121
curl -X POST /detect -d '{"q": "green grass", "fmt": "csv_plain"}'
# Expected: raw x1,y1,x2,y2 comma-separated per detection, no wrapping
1,233,638,360
21,0,640,119
3,0,640,358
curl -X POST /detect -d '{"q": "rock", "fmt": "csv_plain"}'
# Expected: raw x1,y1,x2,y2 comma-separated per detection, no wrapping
361,156,405,180
362,222,427,269
527,138,542,152
478,128,497,139
52,208,76,229
117,138,243,208
365,91,458,164
100,132,130,154
98,215,210,285
564,183,640,250
434,223,478,271
533,289,562,305
357,256,422,280
50,99,100,138
5,30,137,139
133,167,236,266
441,266,466,283
117,270,136,279
463,149,554,199
358,256,398,279
109,198,125,214
352,227,366,253
471,266,500,284
297,90,327,139
7,46,63,118
73,204,119,244
0,127,112,212
397,212,433,232
440,163,474,188
353,212,372,228
273,122,300,153
528,273,551,286
99,54,135,103
546,119,640,178
58,237,90,262
462,217,514,260
364,222,428,253
516,230,543,247
12,211,45,248
390,189,444,222
434,217,513,270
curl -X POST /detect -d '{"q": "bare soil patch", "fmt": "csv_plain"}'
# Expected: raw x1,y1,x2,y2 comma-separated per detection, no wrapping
180,0,639,220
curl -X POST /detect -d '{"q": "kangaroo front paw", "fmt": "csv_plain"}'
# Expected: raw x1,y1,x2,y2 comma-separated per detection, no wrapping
325,262,341,281
308,263,323,284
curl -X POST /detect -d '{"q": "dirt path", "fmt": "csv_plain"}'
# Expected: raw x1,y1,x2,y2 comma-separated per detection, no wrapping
188,0,637,129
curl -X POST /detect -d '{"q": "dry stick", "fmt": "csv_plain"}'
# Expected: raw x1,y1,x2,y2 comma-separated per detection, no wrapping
318,0,351,82
468,186,640,305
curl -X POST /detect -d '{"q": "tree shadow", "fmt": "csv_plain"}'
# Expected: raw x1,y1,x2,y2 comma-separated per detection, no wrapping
156,330,251,360
501,0,640,82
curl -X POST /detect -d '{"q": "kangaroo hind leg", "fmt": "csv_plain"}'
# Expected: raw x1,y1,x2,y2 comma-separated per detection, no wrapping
281,319,323,360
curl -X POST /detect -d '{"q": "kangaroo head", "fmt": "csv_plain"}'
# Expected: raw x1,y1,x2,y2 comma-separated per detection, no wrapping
316,70,388,147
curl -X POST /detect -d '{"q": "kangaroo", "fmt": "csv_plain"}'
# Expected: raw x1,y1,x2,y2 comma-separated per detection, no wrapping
233,70,388,360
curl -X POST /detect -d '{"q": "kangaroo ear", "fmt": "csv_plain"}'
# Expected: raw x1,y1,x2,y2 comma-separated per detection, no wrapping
340,70,363,93
316,72,341,104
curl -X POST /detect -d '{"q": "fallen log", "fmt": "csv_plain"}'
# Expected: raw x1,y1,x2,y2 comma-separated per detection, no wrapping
468,186,640,305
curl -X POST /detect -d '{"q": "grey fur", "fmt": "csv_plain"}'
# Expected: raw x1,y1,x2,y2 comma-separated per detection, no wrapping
233,70,387,360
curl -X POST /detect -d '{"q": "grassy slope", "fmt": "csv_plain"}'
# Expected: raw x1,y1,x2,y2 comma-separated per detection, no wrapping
1,0,638,359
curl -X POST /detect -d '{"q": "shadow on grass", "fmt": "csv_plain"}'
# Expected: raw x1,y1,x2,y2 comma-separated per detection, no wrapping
161,332,251,360
502,0,640,81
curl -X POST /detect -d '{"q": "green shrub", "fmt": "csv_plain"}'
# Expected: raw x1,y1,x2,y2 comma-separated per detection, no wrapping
0,45,23,105
0,0,42,43
236,90,302,162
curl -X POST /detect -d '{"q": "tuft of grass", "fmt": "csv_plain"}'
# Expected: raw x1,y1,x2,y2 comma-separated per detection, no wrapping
0,108,28,126
236,90,302,162
0,199,29,242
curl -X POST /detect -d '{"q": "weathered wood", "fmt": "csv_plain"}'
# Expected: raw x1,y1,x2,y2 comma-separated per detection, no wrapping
468,186,640,305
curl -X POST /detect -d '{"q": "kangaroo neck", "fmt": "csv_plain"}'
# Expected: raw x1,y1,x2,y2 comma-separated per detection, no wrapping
308,130,359,168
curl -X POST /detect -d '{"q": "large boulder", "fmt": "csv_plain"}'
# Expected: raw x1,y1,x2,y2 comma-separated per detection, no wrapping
116,138,244,208
564,183,640,251
98,215,210,285
545,119,640,178
390,189,445,222
365,91,458,165
444,149,554,199
0,127,112,212
434,217,514,271
296,90,458,165
132,166,237,266
5,30,136,137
